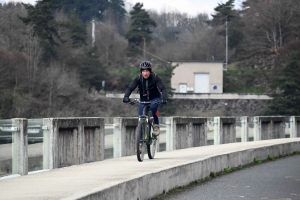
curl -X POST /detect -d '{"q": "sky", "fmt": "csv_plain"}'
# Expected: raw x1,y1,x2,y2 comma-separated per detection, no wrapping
3,0,243,17
126,0,243,17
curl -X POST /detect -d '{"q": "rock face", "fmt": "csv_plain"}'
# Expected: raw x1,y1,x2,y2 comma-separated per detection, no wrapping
170,99,269,117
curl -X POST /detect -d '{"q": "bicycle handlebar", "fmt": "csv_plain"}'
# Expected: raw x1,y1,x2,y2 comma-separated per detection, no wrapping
127,99,162,105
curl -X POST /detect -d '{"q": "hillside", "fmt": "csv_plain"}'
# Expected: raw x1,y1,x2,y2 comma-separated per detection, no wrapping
0,0,299,118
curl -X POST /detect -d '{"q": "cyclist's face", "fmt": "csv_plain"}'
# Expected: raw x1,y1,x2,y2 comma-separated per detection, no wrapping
141,69,151,79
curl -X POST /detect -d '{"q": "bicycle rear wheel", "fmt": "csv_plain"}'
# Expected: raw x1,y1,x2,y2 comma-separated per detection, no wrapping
147,117,157,159
136,121,145,162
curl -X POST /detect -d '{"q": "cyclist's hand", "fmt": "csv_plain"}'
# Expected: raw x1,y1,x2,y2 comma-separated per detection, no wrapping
123,96,130,103
161,99,167,105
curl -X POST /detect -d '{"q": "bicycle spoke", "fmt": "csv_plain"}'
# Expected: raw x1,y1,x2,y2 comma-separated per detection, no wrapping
147,117,157,159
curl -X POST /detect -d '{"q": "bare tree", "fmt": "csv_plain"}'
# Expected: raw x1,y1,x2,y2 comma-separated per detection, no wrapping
0,48,11,91
0,2,27,51
40,60,82,117
87,21,127,66
149,10,225,62
21,26,44,92
241,0,300,54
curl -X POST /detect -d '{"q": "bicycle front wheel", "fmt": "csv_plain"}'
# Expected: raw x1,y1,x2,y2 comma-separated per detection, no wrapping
136,121,145,162
147,118,157,159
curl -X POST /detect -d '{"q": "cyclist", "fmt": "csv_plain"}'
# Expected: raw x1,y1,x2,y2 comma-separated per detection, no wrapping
123,61,167,136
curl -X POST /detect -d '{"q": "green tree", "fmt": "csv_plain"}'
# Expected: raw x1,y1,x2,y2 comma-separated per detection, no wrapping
210,0,243,50
210,0,235,26
20,0,63,60
67,13,87,47
107,0,127,35
125,3,156,55
52,0,109,22
265,43,300,115
108,0,126,22
78,48,107,91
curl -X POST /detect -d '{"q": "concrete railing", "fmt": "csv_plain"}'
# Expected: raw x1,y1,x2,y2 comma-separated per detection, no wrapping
0,116,299,178
253,116,285,141
213,117,236,145
290,116,300,138
105,93,272,99
113,117,138,158
165,117,207,150
12,119,28,176
43,118,105,170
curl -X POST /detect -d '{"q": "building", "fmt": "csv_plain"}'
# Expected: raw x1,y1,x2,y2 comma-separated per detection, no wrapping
171,61,224,94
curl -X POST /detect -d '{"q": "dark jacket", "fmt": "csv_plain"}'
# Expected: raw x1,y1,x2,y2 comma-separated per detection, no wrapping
124,73,167,101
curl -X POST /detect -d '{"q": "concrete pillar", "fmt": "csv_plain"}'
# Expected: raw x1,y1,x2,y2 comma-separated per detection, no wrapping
214,117,236,145
165,117,207,150
253,116,260,141
12,118,28,176
165,117,174,151
43,118,104,170
42,118,52,170
290,116,300,138
240,116,249,142
253,116,285,141
113,118,138,158
213,117,221,145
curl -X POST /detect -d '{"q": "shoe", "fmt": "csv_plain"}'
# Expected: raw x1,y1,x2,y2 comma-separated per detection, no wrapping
153,124,160,136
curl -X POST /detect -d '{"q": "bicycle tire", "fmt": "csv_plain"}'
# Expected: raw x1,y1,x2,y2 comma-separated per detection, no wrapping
136,121,145,162
147,114,156,159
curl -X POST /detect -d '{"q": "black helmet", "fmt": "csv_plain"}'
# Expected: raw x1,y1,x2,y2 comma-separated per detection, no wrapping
139,61,152,72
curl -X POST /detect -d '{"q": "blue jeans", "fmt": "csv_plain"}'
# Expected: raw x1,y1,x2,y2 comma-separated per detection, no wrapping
138,97,161,125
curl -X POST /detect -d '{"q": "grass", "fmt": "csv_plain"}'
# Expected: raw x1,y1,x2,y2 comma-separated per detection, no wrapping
253,157,262,164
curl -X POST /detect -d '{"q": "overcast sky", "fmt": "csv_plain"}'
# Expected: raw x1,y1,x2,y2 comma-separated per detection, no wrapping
126,0,243,17
3,0,243,17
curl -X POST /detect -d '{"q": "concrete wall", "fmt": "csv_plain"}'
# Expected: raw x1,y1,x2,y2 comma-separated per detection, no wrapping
165,117,207,150
1,116,299,178
253,116,285,141
106,93,271,99
43,118,105,170
290,116,300,138
214,117,236,145
240,116,249,142
113,117,138,158
12,119,28,176
69,139,300,200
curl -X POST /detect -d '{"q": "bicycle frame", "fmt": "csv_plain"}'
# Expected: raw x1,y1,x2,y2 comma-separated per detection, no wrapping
129,99,160,162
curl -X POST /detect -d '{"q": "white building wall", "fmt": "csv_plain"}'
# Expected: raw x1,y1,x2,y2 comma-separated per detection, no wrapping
171,62,223,94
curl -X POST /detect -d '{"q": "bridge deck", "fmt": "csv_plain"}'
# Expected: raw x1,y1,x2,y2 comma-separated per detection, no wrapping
0,138,299,200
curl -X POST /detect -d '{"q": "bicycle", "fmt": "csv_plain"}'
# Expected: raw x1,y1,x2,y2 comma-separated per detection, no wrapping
129,99,161,162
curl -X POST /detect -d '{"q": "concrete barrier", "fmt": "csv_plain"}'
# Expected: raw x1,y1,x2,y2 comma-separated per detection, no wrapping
214,117,236,145
290,116,300,138
1,116,299,178
43,118,105,170
68,139,300,200
240,116,249,142
113,117,164,158
113,117,138,158
253,116,285,141
12,119,28,176
165,117,207,151
1,138,299,199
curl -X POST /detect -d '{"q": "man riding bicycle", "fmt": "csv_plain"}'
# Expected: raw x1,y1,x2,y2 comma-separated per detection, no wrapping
123,61,168,136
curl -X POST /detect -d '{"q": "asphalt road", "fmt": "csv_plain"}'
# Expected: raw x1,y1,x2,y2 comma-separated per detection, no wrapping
160,155,300,200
